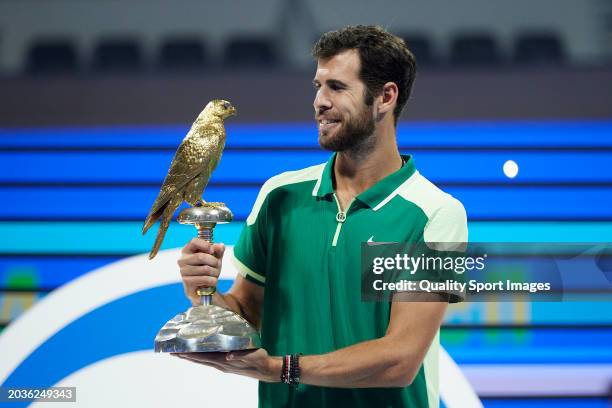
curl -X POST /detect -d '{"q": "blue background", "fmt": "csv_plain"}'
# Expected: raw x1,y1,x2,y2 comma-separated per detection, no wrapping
1,120,611,407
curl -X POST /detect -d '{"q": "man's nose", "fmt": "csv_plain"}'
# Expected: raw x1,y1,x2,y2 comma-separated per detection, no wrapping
313,89,332,113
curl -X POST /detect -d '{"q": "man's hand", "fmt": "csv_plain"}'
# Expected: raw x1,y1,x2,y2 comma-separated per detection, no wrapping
177,238,225,305
174,349,282,383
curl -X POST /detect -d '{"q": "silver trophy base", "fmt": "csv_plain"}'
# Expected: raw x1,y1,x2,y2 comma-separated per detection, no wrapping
154,305,261,353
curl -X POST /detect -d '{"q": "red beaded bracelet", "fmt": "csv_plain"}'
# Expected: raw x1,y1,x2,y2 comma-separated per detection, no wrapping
280,354,301,387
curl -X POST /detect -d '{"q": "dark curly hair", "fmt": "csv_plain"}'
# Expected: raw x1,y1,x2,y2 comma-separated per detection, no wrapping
312,25,417,125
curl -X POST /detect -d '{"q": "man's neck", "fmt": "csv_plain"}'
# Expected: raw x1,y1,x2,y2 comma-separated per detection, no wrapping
333,127,402,210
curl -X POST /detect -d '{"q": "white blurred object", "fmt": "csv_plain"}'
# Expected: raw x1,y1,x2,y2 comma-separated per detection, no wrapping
503,159,519,178
440,348,483,408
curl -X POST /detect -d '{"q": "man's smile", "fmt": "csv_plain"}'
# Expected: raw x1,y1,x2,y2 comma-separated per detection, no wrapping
318,119,340,132
317,115,342,132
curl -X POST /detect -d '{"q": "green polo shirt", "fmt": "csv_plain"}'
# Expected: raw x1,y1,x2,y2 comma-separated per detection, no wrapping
233,153,467,408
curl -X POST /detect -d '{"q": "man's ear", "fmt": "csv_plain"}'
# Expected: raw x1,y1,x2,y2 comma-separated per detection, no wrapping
377,82,398,115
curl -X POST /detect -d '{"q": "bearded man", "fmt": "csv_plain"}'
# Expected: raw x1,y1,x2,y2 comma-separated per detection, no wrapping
175,25,468,408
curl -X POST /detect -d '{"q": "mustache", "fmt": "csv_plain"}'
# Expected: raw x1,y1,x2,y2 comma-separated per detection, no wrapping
315,114,342,121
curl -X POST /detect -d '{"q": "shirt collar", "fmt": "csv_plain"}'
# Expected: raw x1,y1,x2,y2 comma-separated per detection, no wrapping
312,153,336,198
313,152,417,209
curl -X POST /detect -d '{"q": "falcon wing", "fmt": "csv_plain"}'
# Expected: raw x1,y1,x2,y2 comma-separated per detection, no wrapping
142,128,218,234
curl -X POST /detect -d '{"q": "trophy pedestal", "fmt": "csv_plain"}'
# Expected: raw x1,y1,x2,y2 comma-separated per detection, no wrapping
155,304,261,352
154,202,261,353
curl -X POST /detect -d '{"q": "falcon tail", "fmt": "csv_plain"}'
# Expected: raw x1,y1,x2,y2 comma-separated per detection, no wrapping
147,195,182,260
142,206,163,235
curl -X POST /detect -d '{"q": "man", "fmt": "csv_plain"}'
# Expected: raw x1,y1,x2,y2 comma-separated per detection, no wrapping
176,25,467,407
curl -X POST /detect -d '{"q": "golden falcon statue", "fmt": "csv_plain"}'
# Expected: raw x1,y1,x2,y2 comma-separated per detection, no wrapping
142,99,236,259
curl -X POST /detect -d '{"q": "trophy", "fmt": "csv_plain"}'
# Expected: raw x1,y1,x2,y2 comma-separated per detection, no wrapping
142,99,261,353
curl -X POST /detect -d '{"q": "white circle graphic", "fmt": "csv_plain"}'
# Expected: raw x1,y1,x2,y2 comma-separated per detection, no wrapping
503,160,519,178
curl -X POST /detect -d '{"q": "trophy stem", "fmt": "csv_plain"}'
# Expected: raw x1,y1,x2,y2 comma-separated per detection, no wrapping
196,224,215,305
200,295,212,306
197,225,213,242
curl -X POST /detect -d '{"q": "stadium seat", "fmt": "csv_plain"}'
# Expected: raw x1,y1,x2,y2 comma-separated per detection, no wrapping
26,39,78,74
92,38,144,72
223,36,279,68
514,32,565,65
158,37,209,71
450,33,501,66
399,33,437,67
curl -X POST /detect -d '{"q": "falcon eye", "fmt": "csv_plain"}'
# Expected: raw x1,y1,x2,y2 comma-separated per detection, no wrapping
223,102,231,110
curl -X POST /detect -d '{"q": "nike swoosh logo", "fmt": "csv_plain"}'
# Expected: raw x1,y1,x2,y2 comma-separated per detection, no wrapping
366,236,396,246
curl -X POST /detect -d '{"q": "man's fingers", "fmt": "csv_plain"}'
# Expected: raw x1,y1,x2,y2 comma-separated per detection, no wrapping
177,240,226,309
182,238,214,255
180,241,225,260
191,352,251,367
175,354,229,372
175,353,254,372
176,352,227,363
227,350,258,360
180,262,220,277
183,275,217,288
213,243,226,259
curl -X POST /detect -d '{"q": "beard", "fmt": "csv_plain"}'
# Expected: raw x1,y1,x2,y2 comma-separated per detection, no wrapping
318,103,376,153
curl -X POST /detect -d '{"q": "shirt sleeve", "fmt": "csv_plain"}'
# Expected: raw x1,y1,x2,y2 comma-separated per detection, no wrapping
232,184,271,287
424,196,468,246
423,196,469,303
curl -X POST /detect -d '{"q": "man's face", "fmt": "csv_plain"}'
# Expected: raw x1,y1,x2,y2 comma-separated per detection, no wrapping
313,49,376,152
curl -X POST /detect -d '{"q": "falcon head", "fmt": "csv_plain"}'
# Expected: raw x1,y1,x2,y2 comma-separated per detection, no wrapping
205,99,237,119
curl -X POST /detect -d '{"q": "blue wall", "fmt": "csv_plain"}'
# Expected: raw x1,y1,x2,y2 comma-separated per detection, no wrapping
1,120,611,406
